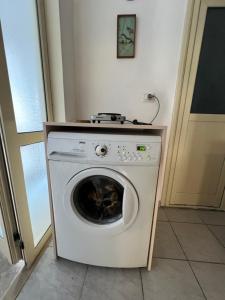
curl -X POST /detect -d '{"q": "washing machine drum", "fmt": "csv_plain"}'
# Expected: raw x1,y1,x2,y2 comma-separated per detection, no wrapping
64,168,139,234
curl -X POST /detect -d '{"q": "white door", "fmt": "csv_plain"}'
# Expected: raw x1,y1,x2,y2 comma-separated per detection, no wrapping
0,0,52,266
169,0,225,208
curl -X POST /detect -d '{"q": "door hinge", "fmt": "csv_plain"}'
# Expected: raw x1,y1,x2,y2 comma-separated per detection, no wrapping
13,232,24,250
19,240,25,250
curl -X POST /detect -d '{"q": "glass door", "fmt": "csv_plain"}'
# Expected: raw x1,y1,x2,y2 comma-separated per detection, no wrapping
0,0,52,266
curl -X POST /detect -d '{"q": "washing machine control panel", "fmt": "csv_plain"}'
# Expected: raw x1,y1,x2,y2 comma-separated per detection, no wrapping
116,144,153,162
47,132,161,166
91,141,161,165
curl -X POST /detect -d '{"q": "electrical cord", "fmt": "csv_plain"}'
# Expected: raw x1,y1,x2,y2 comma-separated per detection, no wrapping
126,94,160,125
150,95,160,123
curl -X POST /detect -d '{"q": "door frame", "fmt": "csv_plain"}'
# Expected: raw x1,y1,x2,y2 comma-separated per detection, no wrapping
162,0,225,210
36,0,53,122
0,132,22,264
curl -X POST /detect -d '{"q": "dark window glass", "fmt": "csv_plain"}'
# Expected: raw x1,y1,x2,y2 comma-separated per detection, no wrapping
191,8,225,114
73,175,124,225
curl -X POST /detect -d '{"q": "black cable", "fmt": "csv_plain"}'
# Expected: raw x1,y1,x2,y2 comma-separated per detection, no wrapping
150,95,160,124
125,95,160,125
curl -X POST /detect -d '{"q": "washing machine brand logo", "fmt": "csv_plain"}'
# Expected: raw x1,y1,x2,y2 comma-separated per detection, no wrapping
71,141,86,153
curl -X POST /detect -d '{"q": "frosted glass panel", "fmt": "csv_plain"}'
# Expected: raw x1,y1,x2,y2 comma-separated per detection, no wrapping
20,143,50,246
0,226,4,239
0,0,46,133
0,209,5,239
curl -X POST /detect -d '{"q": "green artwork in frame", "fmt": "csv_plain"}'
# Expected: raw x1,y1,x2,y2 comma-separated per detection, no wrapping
117,14,136,58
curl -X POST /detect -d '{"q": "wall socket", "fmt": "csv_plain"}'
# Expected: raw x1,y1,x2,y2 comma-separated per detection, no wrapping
143,93,155,102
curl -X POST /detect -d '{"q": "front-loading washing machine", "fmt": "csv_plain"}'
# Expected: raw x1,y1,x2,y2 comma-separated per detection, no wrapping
47,131,161,268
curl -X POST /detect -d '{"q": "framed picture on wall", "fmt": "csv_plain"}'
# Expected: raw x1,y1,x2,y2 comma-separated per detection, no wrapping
117,14,136,58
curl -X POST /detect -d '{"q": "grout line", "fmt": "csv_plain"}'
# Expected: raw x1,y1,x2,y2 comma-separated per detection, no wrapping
153,255,187,261
152,256,225,266
188,261,207,300
187,261,207,300
158,220,203,225
158,219,225,226
79,265,89,300
201,223,225,226
204,224,225,228
168,222,188,259
205,224,225,249
139,268,145,300
162,208,225,226
153,255,187,262
195,210,225,227
197,212,208,225
169,221,207,300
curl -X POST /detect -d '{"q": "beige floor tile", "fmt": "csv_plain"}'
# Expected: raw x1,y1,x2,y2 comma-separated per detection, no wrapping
164,208,202,223
198,210,225,226
0,253,24,299
80,266,142,300
153,222,185,259
172,223,225,263
17,247,87,300
208,225,225,247
157,208,168,221
191,262,225,300
142,258,204,300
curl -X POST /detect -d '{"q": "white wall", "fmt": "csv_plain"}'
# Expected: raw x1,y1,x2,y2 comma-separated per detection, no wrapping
59,0,77,121
45,0,77,122
45,0,66,122
72,0,188,125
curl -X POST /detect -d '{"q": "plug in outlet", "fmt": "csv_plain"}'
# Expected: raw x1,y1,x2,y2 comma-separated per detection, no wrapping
143,93,155,102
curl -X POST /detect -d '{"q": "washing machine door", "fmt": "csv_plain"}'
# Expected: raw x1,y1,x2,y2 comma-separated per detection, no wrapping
64,168,139,234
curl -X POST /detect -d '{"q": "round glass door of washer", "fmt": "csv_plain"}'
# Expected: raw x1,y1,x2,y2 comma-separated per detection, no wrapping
73,175,124,225
64,168,139,233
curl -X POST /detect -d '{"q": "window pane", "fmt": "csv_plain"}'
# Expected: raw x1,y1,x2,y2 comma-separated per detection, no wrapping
191,8,225,114
0,0,46,132
20,143,50,246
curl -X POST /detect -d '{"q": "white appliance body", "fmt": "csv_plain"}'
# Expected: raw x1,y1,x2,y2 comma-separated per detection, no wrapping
47,132,161,268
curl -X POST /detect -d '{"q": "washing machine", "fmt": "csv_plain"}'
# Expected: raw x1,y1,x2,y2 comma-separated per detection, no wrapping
47,131,161,268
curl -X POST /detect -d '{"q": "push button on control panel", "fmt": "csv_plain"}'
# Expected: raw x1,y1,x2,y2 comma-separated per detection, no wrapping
116,144,151,162
93,142,157,163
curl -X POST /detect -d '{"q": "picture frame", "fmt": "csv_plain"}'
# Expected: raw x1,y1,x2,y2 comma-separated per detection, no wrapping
117,14,136,58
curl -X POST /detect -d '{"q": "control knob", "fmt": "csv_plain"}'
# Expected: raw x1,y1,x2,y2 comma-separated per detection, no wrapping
95,145,108,156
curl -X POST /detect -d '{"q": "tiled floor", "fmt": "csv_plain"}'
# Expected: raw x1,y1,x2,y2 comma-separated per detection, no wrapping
0,252,24,299
17,208,225,300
